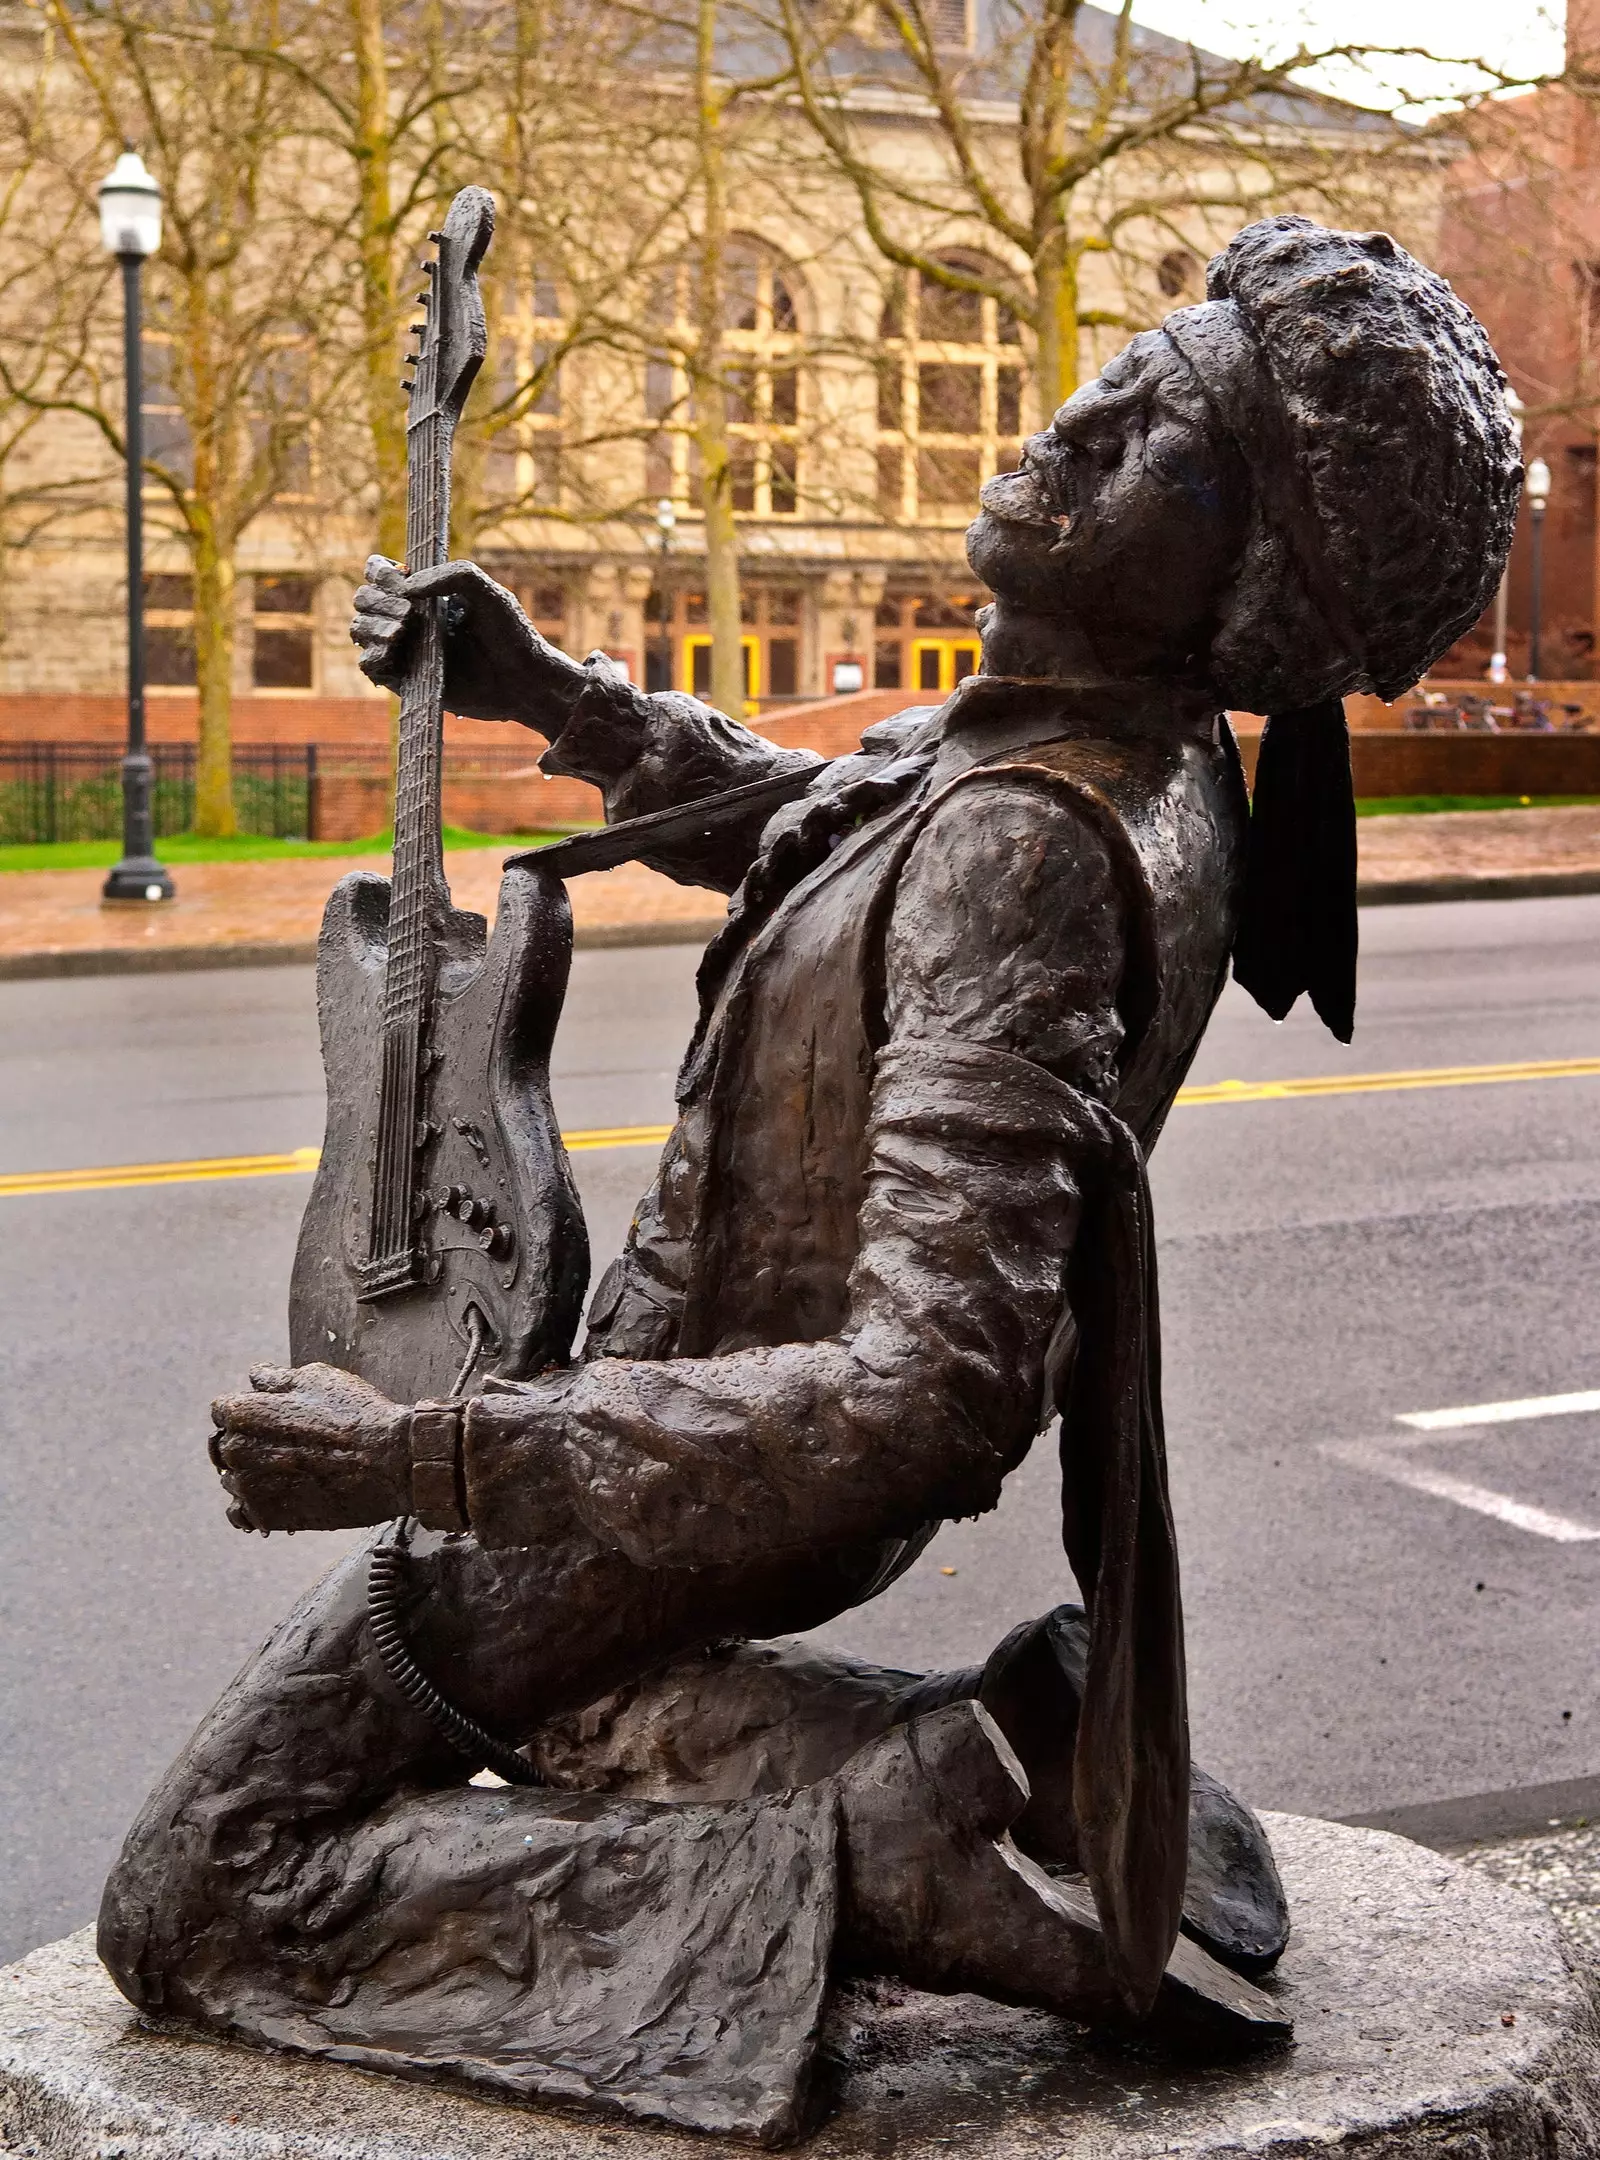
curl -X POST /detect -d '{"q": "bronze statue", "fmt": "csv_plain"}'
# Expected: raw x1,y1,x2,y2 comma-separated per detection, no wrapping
98,216,1518,2145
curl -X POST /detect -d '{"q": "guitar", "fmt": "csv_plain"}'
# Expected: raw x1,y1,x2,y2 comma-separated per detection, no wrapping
289,186,588,1405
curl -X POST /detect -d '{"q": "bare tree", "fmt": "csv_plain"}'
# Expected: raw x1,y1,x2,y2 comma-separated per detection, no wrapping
450,0,846,713
0,0,364,833
777,0,1528,413
0,31,115,661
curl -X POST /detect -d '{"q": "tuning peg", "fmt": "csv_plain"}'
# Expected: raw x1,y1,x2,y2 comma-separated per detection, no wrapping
416,290,430,306
424,260,437,276
427,229,441,242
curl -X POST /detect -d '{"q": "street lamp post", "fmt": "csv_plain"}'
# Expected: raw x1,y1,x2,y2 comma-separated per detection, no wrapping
1488,388,1523,685
1525,455,1551,684
98,150,173,904
654,497,676,693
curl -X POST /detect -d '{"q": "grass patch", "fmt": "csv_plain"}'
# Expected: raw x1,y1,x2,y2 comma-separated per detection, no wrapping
0,824,580,874
1356,794,1600,817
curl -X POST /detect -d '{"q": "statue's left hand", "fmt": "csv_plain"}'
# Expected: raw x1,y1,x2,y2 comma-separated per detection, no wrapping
209,1363,411,1534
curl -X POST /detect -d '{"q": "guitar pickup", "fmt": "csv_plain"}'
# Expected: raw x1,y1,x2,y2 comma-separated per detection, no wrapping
356,1248,425,1302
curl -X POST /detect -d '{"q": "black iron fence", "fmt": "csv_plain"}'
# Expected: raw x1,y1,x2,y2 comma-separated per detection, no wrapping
0,741,319,844
0,739,584,847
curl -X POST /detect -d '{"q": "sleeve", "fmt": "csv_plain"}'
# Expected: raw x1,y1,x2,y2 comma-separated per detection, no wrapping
461,778,1129,1562
539,670,822,894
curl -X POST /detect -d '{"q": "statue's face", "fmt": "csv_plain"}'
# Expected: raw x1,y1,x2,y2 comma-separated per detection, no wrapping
966,330,1251,667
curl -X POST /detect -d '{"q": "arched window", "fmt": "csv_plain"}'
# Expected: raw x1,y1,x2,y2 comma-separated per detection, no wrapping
645,239,804,518
876,255,1024,522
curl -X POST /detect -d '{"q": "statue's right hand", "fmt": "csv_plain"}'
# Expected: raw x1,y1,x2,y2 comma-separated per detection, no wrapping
350,555,587,729
349,555,415,693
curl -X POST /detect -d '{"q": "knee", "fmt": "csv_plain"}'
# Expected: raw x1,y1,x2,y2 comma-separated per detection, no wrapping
96,1769,239,2011
97,1805,186,2008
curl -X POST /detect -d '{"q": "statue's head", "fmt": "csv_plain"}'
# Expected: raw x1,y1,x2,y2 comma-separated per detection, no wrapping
968,215,1522,706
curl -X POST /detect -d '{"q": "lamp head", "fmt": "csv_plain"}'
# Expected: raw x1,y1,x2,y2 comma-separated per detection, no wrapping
98,149,162,258
655,497,677,537
1525,455,1551,510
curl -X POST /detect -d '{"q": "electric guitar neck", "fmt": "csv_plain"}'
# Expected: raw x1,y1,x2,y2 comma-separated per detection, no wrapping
360,187,494,1301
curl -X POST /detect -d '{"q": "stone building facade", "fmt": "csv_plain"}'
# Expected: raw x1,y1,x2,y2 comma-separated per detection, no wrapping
1434,1,1600,681
0,6,1449,763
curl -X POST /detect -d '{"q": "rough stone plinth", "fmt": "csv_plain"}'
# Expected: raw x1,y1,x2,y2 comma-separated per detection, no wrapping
2,1815,1598,2158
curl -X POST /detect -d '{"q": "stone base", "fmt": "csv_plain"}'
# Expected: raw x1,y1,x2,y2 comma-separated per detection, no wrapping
2,1814,1598,2158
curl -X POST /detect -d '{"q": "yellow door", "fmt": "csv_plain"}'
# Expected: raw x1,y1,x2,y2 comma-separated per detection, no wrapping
684,634,761,714
910,638,980,694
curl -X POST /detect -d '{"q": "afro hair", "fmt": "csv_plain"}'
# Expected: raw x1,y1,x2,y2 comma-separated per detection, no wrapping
1202,215,1521,713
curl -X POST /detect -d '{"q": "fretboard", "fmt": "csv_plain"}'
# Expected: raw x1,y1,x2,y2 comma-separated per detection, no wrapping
365,335,455,1284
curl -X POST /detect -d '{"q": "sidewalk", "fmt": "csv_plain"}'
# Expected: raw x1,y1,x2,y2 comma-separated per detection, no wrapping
0,849,725,979
2,804,1599,979
1356,802,1600,903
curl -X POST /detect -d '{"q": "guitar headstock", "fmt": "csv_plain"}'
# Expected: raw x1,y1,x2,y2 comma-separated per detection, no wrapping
404,186,494,426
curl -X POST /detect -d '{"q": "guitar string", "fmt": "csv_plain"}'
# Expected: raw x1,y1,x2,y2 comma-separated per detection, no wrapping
372,325,450,1268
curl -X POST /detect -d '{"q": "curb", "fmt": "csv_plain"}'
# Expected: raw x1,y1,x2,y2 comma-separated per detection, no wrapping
4,875,1599,982
1341,1770,1600,1853
0,916,725,982
1357,868,1600,906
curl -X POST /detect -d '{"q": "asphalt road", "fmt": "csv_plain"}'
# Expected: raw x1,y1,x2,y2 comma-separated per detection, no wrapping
3,893,1599,1963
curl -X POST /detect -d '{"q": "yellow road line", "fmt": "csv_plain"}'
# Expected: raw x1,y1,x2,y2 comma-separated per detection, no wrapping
561,1123,674,1153
0,1126,674,1200
1178,1055,1600,1106
3,1058,1598,1200
0,1147,324,1197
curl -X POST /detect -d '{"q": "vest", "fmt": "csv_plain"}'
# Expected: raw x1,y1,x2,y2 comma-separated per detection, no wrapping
585,678,1248,1368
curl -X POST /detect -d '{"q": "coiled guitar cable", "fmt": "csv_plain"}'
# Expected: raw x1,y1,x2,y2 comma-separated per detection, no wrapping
367,1317,542,1787
367,1516,544,1786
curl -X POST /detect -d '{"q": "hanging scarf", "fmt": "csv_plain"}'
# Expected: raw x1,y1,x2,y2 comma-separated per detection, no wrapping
1231,699,1358,1042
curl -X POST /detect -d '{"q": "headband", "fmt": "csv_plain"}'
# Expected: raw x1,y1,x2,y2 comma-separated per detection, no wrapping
1161,303,1358,1043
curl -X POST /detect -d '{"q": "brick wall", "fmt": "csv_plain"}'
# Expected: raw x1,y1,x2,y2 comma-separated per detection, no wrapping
0,692,554,750
310,771,604,842
1232,729,1600,795
20,685,1598,841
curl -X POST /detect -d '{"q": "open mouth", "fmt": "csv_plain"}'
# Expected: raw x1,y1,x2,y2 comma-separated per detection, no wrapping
977,456,1065,531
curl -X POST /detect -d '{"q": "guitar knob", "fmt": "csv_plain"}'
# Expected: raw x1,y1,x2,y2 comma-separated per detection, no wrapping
455,1193,491,1228
479,1224,514,1260
439,1185,468,1214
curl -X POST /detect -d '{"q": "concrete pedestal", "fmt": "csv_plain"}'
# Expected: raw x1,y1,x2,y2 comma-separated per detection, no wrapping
2,1814,1598,2158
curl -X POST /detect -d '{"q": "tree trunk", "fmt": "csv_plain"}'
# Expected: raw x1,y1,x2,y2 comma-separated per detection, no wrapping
351,0,406,562
694,0,744,718
1033,227,1081,416
191,526,237,837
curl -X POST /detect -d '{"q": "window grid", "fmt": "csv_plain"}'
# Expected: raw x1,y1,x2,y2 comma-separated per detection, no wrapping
647,246,803,519
643,584,803,699
144,571,196,689
872,589,984,691
485,272,565,511
252,573,318,691
876,266,1024,524
139,337,315,502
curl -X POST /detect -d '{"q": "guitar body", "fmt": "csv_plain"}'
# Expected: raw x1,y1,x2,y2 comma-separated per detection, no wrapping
289,861,589,1404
